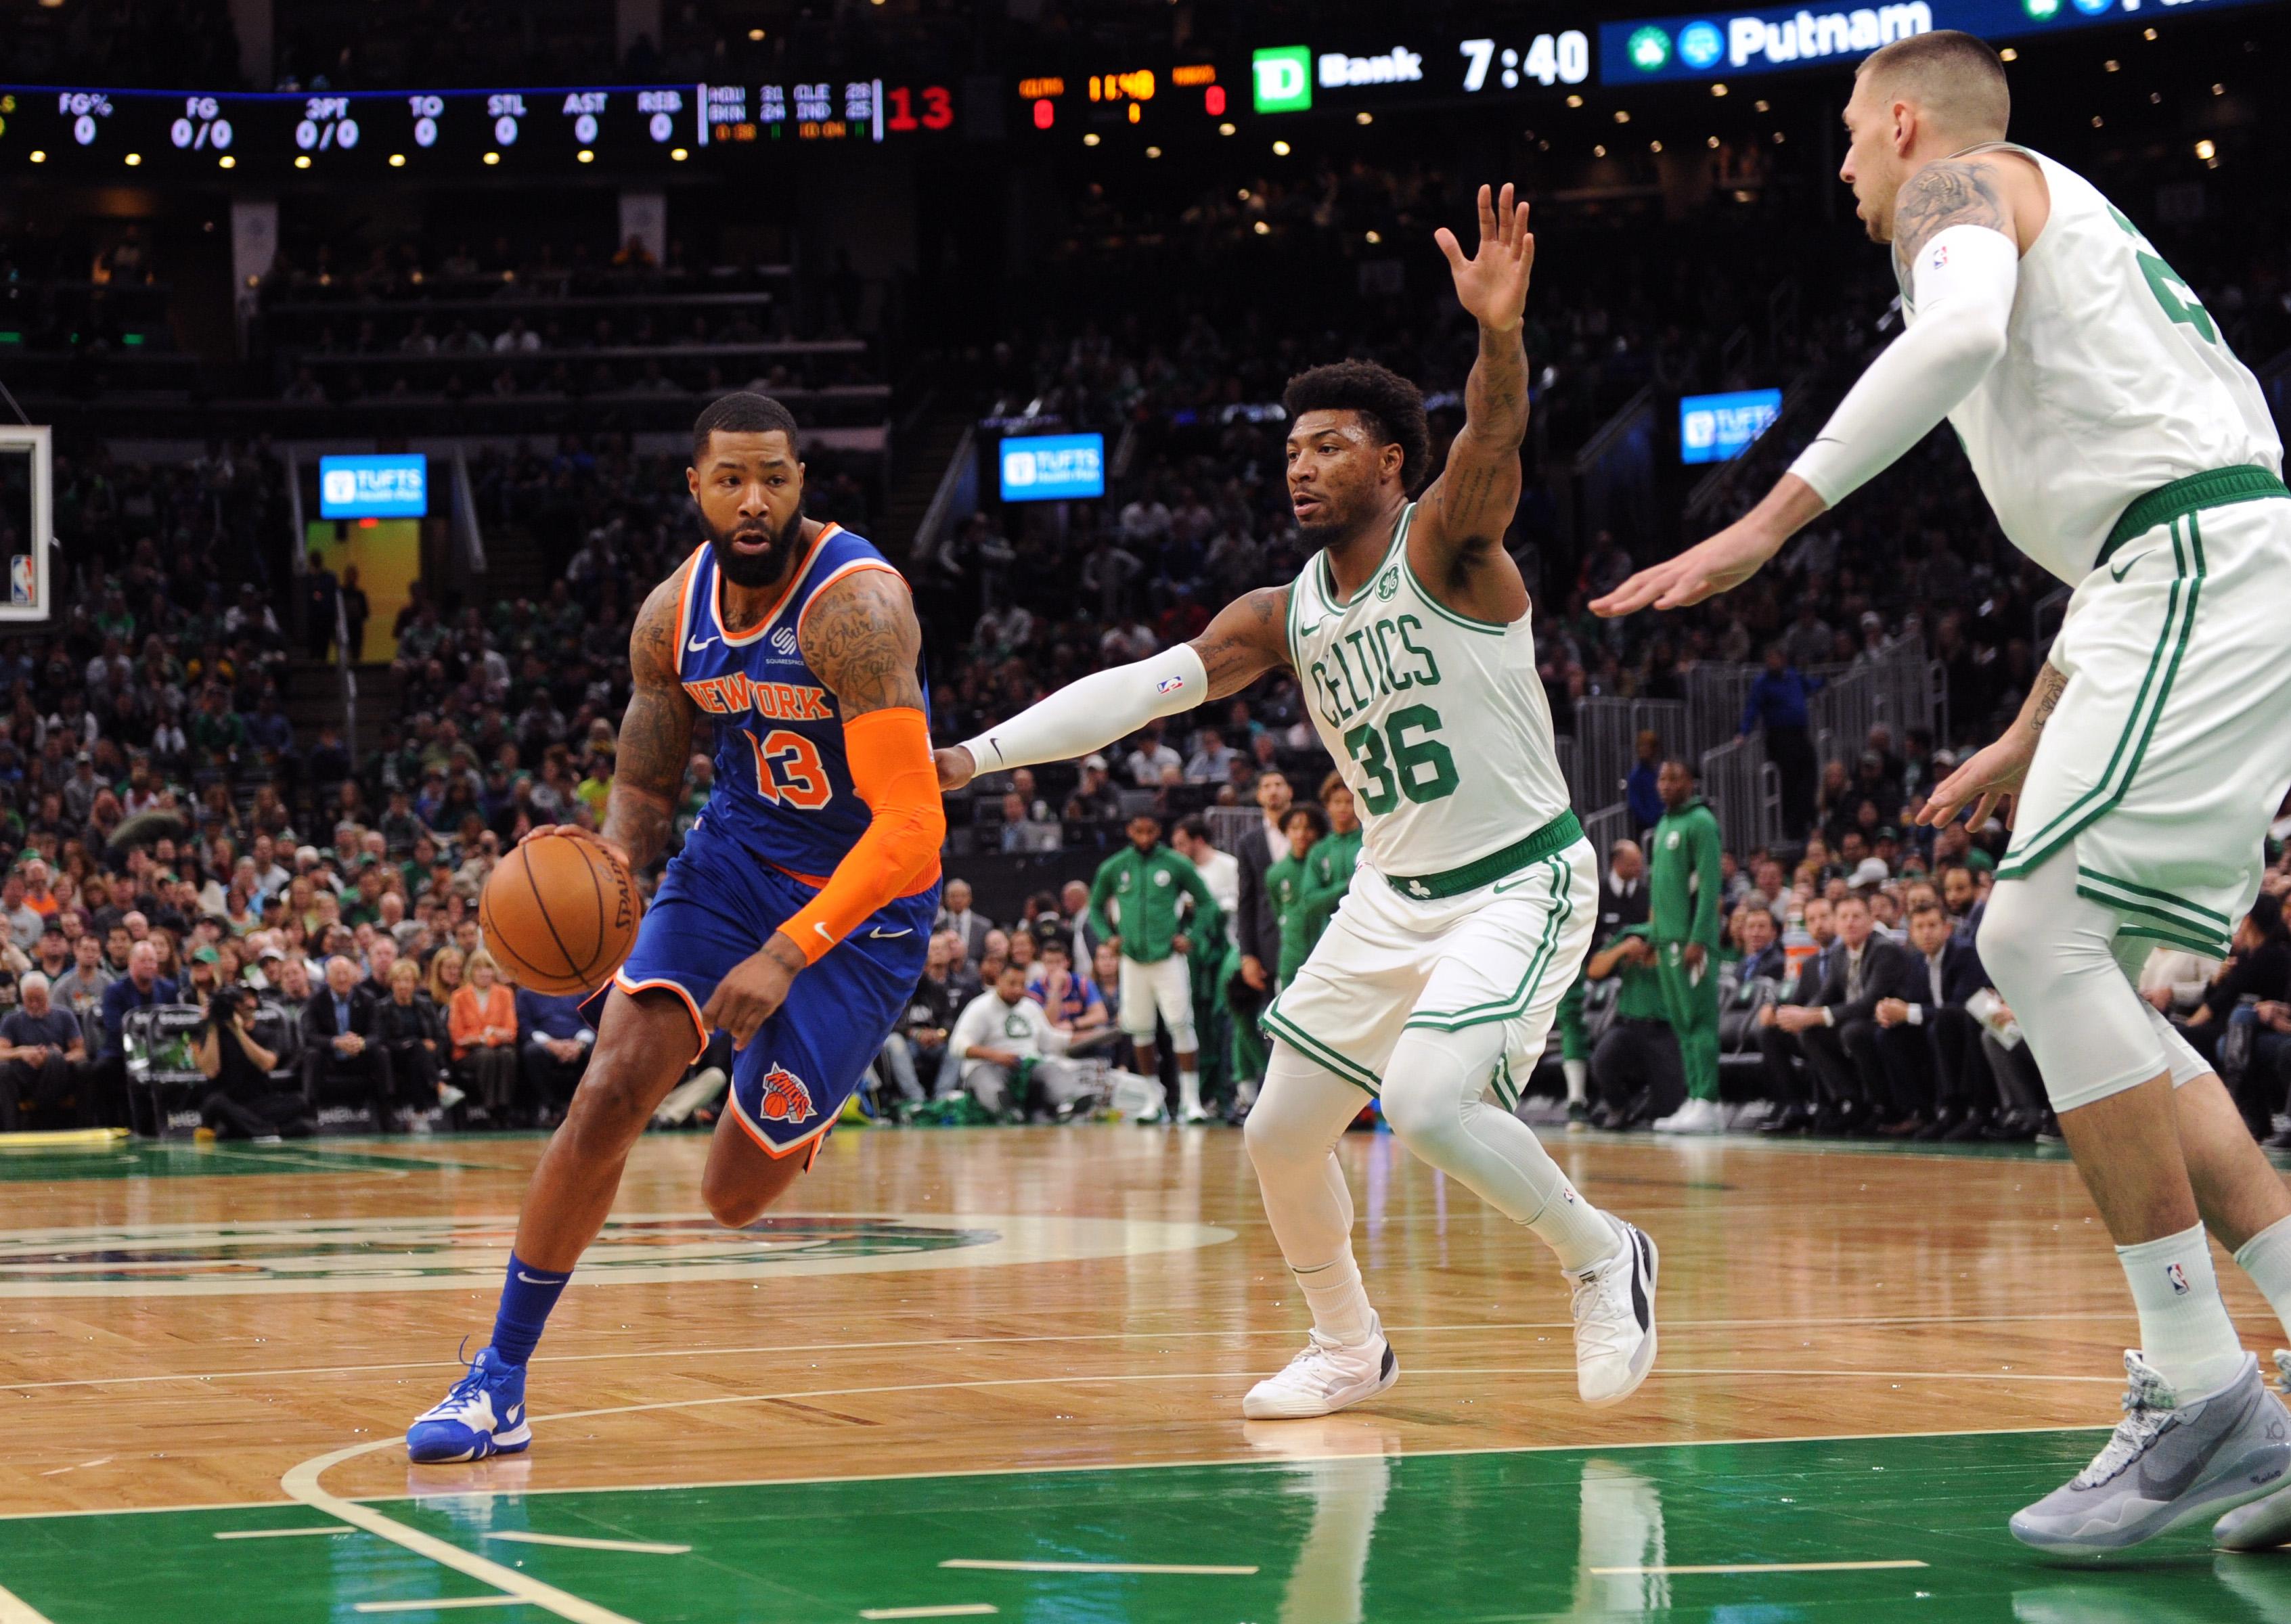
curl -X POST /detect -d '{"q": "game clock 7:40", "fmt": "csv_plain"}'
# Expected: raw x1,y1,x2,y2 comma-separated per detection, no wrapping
1459,32,1591,92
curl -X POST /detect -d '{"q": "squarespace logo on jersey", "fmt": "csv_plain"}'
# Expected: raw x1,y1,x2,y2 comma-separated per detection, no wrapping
1614,1,1931,81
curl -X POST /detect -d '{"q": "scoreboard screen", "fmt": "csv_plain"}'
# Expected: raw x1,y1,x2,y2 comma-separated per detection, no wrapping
0,80,958,176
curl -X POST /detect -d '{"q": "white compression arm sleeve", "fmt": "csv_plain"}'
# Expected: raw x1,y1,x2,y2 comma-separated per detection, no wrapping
1787,223,2019,508
958,642,1209,773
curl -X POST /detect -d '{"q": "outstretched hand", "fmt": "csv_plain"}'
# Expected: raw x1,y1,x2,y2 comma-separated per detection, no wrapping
1436,183,1534,333
1917,732,2035,833
1591,514,1778,618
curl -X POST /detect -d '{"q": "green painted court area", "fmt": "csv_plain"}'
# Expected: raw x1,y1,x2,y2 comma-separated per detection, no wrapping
0,1140,497,1183
8,1430,2291,1622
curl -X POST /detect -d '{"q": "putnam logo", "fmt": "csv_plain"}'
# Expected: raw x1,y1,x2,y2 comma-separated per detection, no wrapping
758,1064,818,1124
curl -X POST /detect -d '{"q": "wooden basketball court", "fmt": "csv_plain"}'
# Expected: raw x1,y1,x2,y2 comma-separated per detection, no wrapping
3,1123,2288,1621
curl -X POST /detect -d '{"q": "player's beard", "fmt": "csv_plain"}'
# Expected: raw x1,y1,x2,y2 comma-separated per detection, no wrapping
703,502,806,589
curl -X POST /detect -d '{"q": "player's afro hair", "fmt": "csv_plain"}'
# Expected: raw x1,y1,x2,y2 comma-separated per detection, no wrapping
692,390,800,459
1281,360,1431,492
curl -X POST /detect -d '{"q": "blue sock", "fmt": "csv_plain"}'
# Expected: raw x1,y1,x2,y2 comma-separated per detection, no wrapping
490,1254,571,1366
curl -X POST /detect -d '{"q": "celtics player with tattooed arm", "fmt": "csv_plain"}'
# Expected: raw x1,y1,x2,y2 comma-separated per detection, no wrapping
941,183,1658,1421
1595,31,2291,1552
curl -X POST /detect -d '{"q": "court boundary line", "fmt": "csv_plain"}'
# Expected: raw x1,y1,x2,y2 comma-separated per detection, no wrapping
0,1309,2149,1394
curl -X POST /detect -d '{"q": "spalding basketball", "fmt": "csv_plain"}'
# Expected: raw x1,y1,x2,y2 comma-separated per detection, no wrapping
479,832,640,995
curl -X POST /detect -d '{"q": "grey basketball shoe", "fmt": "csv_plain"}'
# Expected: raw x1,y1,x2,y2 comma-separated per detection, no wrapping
2009,1350,2291,1554
2214,1351,2291,1551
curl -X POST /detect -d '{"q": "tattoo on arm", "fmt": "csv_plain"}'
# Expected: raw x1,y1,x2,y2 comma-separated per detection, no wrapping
1892,157,2011,275
2026,661,2067,734
602,572,699,869
1422,321,1527,557
1189,586,1291,701
799,570,927,718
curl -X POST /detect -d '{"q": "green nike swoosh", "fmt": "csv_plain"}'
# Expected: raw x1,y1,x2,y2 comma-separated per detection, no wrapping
2109,549,2153,583
1491,874,1538,895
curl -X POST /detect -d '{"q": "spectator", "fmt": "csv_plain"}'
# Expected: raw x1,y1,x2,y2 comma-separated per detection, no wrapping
935,879,992,962
1625,731,1664,839
1028,934,1112,1053
2176,892,2291,1123
881,932,960,1107
52,934,114,1022
1184,727,1237,784
1064,754,1124,824
516,985,595,1121
1090,813,1220,1123
449,949,519,1122
377,959,458,1125
0,972,89,1129
1738,646,1823,840
1649,761,1725,1135
100,939,179,1132
950,961,1090,1119
1125,721,1182,789
303,954,397,1130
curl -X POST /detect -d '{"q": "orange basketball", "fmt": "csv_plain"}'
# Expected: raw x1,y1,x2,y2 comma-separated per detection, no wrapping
479,832,640,995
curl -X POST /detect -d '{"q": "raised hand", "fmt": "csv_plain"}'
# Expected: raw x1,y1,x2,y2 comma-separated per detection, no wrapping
1436,183,1534,334
1592,514,1779,617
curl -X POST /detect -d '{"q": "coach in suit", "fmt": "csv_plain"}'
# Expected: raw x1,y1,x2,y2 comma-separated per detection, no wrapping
302,953,397,1129
1756,895,1837,1133
1766,893,1912,1133
1877,899,1997,1140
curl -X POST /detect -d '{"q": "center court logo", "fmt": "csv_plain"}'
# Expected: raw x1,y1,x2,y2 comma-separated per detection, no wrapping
0,1213,1234,1296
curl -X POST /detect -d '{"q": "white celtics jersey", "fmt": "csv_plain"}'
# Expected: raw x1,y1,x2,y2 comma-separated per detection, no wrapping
1285,503,1570,880
1910,145,2281,584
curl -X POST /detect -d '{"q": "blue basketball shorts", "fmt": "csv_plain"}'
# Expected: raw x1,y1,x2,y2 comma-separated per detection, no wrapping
607,819,937,1162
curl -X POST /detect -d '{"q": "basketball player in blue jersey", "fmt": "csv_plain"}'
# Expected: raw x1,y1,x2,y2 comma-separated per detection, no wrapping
407,392,946,1462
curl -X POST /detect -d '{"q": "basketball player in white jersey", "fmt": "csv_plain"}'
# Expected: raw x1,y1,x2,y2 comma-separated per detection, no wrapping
937,184,1658,1420
1595,31,2291,1552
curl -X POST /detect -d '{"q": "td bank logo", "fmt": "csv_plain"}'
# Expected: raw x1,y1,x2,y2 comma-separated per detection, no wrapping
1253,45,1312,112
1627,25,1672,72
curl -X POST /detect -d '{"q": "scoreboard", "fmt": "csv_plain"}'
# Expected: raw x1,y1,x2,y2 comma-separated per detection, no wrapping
0,80,958,176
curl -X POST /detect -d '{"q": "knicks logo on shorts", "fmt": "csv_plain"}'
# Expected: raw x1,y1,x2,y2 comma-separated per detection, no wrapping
759,1064,817,1124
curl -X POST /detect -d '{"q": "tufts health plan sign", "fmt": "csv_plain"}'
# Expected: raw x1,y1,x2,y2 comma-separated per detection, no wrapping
999,433,1106,502
1680,389,1782,464
319,454,428,519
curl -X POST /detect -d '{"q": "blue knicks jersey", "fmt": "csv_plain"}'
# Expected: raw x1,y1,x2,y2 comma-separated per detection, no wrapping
671,522,929,881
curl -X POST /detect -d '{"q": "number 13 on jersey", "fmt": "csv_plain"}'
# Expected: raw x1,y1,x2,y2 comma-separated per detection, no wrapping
748,728,832,810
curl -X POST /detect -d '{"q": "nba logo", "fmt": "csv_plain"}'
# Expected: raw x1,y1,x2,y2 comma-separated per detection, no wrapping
2167,1262,2190,1297
7,556,29,606
1156,675,1185,695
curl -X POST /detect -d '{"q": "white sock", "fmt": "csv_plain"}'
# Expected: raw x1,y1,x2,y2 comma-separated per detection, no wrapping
1295,1251,1377,1347
1178,1068,1203,1117
1562,1058,1588,1106
2118,1223,2246,1396
2232,1211,2291,1348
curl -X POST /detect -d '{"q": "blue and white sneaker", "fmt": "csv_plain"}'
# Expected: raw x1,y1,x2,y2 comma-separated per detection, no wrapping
406,1347,531,1464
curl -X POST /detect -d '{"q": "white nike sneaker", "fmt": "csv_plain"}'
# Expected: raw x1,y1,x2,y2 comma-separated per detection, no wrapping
1243,1320,1399,1420
2212,1350,2291,1551
1651,1097,1723,1134
1566,1215,1660,1407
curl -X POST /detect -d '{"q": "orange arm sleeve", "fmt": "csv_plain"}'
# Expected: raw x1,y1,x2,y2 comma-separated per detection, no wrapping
782,707,946,966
